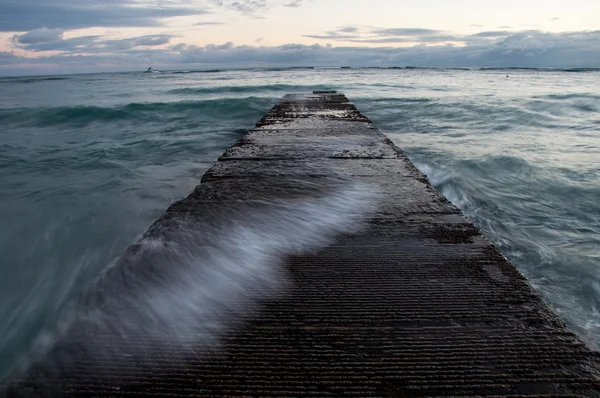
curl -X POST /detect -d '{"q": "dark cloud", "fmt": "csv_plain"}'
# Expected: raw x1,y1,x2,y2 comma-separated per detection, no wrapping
470,31,512,38
102,35,172,50
0,0,306,33
0,0,207,31
15,35,100,52
209,0,304,14
210,0,267,14
169,31,600,68
306,25,591,48
2,29,600,75
12,33,173,53
170,43,188,51
13,27,64,44
205,41,235,50
0,51,20,65
177,42,327,64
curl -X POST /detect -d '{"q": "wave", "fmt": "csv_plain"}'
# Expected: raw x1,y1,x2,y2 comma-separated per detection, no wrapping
359,97,431,103
409,153,600,350
8,178,378,386
480,67,600,73
480,67,545,71
0,97,274,127
0,77,71,84
410,155,536,215
251,67,315,72
563,68,600,73
413,153,600,211
167,84,332,95
531,93,600,101
358,94,594,132
526,94,600,114
362,66,471,70
171,69,225,74
168,67,314,74
404,66,436,70
164,66,599,74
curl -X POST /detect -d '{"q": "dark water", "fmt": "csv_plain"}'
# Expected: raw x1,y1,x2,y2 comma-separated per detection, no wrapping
0,68,599,380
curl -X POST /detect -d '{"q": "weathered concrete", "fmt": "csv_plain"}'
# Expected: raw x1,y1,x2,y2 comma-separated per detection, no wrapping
4,92,600,397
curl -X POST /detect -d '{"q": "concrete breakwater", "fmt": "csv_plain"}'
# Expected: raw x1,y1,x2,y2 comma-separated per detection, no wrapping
4,92,600,397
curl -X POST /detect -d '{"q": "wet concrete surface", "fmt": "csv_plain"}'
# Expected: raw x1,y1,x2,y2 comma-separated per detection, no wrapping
3,92,600,397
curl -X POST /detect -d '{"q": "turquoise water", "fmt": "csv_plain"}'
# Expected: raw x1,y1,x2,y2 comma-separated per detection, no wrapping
0,68,599,380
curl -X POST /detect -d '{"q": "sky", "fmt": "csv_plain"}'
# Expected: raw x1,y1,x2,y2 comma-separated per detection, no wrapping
0,0,599,75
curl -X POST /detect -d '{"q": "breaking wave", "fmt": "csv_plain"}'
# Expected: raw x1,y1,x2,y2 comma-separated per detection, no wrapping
168,84,331,95
8,178,379,387
0,97,275,127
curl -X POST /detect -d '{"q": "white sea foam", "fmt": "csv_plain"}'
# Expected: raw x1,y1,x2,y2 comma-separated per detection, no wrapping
15,179,379,377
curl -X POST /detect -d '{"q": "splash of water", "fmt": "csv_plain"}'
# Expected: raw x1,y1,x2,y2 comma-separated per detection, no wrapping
9,178,379,387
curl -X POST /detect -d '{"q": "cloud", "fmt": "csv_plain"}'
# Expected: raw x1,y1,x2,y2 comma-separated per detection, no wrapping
348,35,460,44
283,0,303,7
0,51,20,65
210,0,268,14
194,21,226,25
2,29,600,75
12,33,173,53
304,33,362,40
13,27,64,44
303,26,592,50
15,35,100,52
209,0,305,14
0,0,207,31
305,26,460,44
102,35,173,50
167,30,600,68
304,26,361,41
303,26,367,40
470,31,512,38
372,28,443,36
0,0,306,33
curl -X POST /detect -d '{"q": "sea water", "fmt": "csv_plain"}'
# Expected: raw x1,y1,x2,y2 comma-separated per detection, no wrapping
0,67,598,380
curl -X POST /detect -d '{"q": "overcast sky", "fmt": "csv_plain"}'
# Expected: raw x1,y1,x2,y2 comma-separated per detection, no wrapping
1,0,599,75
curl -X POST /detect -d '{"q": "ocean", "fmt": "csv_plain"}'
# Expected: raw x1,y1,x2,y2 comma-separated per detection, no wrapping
0,67,599,381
